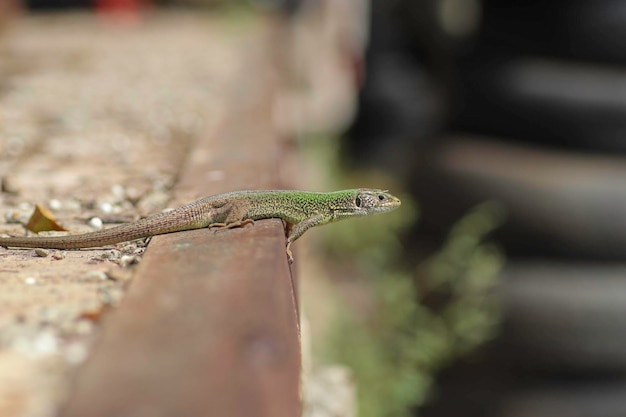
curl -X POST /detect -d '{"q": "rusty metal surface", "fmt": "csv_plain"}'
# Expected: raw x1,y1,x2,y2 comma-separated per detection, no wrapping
61,222,300,417
60,19,302,417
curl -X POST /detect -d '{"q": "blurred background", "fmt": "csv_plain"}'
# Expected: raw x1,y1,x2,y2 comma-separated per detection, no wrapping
343,1,626,417
2,1,625,417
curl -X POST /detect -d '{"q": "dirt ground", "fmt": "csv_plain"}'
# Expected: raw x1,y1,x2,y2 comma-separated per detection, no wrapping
0,13,260,416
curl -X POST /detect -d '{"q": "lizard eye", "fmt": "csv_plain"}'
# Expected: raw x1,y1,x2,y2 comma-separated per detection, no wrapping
355,196,362,207
378,194,385,201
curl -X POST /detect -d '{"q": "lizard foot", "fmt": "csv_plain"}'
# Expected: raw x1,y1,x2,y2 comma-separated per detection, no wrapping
209,219,255,231
286,241,294,264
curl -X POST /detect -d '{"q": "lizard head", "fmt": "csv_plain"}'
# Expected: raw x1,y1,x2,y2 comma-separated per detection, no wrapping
352,188,401,216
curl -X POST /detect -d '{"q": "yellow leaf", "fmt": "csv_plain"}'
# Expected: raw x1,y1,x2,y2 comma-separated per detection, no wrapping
25,204,67,233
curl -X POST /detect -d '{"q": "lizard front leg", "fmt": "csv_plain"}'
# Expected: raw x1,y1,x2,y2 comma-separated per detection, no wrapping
285,213,329,263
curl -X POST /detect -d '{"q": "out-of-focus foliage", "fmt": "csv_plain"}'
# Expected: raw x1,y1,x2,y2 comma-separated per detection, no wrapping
304,134,504,417
304,135,505,416
325,202,505,417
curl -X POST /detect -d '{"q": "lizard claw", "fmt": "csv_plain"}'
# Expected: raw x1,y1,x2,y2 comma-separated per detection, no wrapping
286,242,294,263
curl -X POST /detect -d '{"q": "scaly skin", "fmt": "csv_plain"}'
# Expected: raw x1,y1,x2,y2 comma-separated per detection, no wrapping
0,189,401,261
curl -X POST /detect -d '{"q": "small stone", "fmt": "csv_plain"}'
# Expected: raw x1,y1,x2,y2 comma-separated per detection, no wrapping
48,199,62,211
24,277,37,285
120,243,138,254
4,210,26,224
1,176,19,194
125,187,142,203
119,255,140,268
99,287,124,305
105,266,133,282
111,184,126,199
75,319,94,335
65,199,83,211
52,252,66,260
37,306,61,323
88,217,104,230
99,249,121,261
33,331,59,355
34,248,49,257
135,238,149,248
64,342,89,365
80,270,108,282
99,202,113,214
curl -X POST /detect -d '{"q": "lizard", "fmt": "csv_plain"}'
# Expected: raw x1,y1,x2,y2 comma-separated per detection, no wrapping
0,189,401,262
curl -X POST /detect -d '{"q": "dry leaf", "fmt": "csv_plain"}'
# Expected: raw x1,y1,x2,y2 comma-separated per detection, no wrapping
25,204,67,233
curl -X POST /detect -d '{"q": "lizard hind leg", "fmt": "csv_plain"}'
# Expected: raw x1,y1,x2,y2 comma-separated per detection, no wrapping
205,201,254,231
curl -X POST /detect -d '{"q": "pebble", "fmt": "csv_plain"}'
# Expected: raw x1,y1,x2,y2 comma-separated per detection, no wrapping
74,319,94,335
98,286,124,305
111,184,126,199
0,176,19,194
24,277,37,285
4,210,27,224
64,342,89,365
12,331,60,357
34,248,49,257
33,331,59,355
120,243,138,254
119,255,140,268
98,202,113,214
48,199,62,211
52,252,66,260
105,267,133,282
88,217,104,229
80,270,108,282
99,249,121,261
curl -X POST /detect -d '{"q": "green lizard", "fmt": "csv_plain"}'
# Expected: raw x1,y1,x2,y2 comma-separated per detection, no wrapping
0,189,401,262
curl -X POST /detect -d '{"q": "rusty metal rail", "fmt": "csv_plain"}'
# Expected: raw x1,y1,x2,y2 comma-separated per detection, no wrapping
60,23,301,417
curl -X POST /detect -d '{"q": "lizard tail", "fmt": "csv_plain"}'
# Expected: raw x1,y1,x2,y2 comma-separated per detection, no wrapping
0,206,206,249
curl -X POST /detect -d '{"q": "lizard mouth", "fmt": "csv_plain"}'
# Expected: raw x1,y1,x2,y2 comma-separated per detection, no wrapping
373,200,401,213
